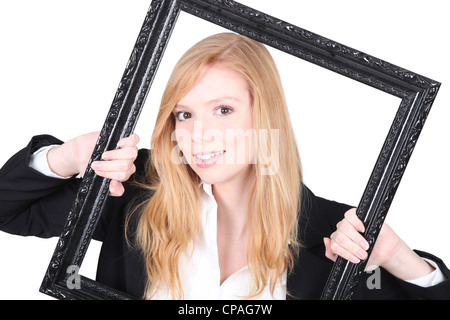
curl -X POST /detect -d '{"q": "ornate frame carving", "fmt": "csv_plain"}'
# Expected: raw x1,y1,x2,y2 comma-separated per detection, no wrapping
39,0,440,300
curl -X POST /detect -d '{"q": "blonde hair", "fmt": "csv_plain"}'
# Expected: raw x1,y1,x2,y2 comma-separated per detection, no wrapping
132,33,302,299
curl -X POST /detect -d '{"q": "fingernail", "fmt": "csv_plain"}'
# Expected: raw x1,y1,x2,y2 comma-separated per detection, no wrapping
360,240,370,251
102,152,111,160
351,256,360,264
95,170,105,177
357,249,368,260
117,138,126,148
91,162,100,170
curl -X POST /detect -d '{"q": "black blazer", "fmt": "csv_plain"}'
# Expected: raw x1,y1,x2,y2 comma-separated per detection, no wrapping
1,135,449,300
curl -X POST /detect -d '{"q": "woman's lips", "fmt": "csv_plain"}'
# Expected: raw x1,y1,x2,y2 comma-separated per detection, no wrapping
193,150,225,168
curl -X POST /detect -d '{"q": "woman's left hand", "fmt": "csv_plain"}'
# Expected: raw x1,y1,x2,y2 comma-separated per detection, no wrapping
324,208,403,270
323,208,435,279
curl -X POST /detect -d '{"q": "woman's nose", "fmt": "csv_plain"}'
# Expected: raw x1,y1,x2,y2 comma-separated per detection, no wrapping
191,120,217,143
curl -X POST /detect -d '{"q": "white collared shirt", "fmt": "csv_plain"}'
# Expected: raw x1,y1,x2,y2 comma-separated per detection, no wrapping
30,145,446,299
150,182,286,300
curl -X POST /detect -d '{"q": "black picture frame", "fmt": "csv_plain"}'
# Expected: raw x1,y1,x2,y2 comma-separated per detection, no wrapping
39,0,440,300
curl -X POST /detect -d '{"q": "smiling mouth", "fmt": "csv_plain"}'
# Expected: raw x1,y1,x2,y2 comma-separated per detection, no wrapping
193,150,226,168
194,150,225,160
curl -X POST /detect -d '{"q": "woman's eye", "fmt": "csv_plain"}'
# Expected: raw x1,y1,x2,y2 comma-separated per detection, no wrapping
215,106,233,116
175,112,192,121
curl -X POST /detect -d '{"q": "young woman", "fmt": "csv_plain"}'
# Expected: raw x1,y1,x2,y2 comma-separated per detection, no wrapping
0,33,448,299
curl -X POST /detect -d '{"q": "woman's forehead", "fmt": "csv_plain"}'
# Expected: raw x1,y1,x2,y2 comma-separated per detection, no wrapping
177,64,250,107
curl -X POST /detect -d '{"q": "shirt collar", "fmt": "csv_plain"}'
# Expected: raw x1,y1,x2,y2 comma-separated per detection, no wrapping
200,181,215,201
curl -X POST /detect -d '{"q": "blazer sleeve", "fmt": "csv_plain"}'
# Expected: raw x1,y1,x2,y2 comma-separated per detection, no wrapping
394,250,450,300
0,135,150,243
0,135,82,238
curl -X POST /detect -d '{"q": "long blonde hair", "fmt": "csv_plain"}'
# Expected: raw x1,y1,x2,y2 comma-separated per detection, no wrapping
133,33,302,299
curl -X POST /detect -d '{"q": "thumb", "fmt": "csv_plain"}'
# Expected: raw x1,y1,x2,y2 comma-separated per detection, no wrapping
323,237,337,262
109,179,125,197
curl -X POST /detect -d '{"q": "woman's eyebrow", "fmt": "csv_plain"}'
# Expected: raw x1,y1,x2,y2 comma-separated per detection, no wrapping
175,96,240,111
173,104,187,112
207,96,239,105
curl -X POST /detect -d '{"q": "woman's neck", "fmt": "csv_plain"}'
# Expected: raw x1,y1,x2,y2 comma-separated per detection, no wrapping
212,172,252,238
212,172,253,284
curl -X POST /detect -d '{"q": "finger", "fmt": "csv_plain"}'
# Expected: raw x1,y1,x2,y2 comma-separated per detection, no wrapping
344,208,365,233
92,160,136,174
331,230,367,263
338,218,370,252
329,237,361,264
323,237,337,262
95,169,135,182
117,133,140,148
101,146,138,161
93,164,136,182
109,180,125,197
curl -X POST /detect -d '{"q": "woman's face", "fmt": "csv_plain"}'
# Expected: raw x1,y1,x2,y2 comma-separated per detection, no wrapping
173,64,254,186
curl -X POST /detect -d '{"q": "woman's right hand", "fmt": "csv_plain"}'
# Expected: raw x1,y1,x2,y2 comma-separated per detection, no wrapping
47,132,140,196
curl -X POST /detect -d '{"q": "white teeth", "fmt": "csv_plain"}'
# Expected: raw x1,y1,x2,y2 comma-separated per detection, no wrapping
195,151,224,160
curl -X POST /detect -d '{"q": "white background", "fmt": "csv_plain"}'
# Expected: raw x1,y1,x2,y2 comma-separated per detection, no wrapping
0,0,449,299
